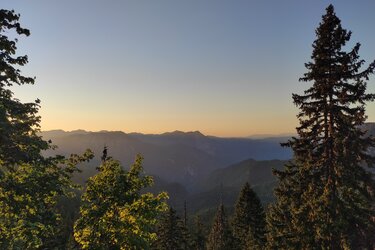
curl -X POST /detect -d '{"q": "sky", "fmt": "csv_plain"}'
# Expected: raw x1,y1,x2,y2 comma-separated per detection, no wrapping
3,1,375,137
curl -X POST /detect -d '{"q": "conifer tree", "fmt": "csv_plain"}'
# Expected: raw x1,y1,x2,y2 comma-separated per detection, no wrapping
183,200,190,250
267,5,375,249
266,162,310,249
232,182,266,249
74,155,168,249
153,206,187,250
206,203,237,250
190,216,206,250
245,226,264,250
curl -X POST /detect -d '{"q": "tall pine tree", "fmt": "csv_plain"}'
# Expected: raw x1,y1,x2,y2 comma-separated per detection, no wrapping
153,206,187,250
267,4,375,249
206,203,237,250
232,182,266,249
190,215,206,250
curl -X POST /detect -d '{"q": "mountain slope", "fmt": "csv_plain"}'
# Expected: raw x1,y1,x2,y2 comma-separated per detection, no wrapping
43,131,219,186
186,159,286,215
198,159,286,191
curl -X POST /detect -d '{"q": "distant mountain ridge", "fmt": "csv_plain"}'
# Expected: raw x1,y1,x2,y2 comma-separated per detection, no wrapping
40,124,375,218
41,129,292,187
41,123,375,189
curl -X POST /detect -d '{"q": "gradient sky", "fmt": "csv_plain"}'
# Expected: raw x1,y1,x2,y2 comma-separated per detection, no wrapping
3,1,375,137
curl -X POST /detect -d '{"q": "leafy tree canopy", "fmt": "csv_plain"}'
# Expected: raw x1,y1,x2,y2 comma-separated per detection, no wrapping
0,9,49,167
74,155,168,250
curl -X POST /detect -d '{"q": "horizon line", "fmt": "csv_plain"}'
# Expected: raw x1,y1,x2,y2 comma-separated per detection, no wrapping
40,128,298,139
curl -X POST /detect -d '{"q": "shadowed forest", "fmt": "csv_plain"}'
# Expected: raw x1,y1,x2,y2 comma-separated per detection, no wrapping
1,5,375,250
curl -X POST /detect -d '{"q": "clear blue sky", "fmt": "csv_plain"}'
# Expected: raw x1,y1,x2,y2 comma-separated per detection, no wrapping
3,0,375,136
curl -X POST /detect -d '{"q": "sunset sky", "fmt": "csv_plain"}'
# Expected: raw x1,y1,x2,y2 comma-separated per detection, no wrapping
3,1,375,137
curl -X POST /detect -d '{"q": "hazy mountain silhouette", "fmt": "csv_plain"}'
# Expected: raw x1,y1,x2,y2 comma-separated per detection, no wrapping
184,159,286,214
41,130,291,187
42,123,375,187
40,124,375,217
196,159,286,191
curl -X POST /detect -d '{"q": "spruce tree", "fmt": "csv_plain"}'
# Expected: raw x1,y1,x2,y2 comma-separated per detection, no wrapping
74,155,168,249
190,216,206,250
245,226,264,250
183,200,190,250
153,206,187,250
232,182,266,249
266,162,311,249
267,4,375,249
206,203,237,250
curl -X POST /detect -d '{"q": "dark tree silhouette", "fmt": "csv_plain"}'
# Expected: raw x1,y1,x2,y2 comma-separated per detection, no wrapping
0,9,95,248
232,182,266,249
101,145,108,162
190,216,206,250
0,9,49,167
206,203,237,250
267,4,375,249
153,206,187,250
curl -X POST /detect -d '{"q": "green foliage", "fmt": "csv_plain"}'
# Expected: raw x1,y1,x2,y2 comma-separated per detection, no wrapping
55,193,82,249
0,151,93,249
0,9,49,167
232,182,266,249
206,203,238,250
267,4,375,249
0,8,96,249
266,163,308,249
74,155,168,250
153,206,187,250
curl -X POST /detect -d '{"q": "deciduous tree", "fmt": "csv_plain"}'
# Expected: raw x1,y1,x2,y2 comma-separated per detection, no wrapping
0,9,94,249
74,155,168,249
0,151,93,249
0,9,48,167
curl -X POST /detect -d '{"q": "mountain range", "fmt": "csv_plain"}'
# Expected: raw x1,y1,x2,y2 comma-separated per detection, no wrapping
41,129,292,188
41,123,375,216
